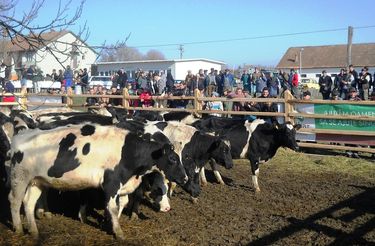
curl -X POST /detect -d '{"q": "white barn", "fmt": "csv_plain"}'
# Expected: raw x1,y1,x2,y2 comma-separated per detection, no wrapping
92,58,225,80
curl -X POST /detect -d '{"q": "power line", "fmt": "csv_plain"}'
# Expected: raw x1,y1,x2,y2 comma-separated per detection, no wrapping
126,25,375,49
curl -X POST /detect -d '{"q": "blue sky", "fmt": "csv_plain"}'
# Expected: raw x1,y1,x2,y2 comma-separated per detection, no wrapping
15,0,375,66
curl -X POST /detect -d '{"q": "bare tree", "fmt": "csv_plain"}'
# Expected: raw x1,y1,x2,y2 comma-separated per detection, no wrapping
99,46,166,62
0,0,88,69
144,49,165,60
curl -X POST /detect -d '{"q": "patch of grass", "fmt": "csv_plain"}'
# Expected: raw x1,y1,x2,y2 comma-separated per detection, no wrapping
269,149,375,181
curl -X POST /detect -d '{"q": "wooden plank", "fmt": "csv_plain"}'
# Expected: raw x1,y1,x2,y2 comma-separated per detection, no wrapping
196,110,284,116
298,128,375,136
298,142,375,153
289,99,375,105
289,112,375,121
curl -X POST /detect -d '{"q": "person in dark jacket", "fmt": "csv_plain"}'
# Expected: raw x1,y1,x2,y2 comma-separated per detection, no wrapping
318,70,333,100
166,71,175,93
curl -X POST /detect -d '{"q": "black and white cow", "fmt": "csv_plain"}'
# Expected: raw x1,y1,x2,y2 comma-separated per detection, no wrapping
118,120,233,199
131,111,200,125
7,124,187,240
79,170,170,223
217,119,300,192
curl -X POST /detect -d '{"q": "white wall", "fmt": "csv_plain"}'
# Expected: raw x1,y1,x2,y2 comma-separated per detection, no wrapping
36,32,97,74
301,66,375,80
95,60,224,81
174,61,222,80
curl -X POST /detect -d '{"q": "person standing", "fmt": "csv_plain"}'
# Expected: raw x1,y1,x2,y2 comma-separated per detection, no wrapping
267,72,279,97
118,69,128,89
223,69,235,92
255,72,267,97
216,70,224,96
63,65,74,90
251,67,261,97
166,71,175,93
358,67,370,100
318,70,332,100
335,68,350,100
80,68,89,94
0,63,6,87
184,70,195,95
348,64,358,90
206,68,216,97
241,70,251,94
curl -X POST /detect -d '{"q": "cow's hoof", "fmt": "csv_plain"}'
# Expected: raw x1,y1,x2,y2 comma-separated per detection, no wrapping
255,188,261,193
115,232,126,241
218,180,225,185
35,209,44,219
191,197,199,204
14,227,24,235
44,212,52,219
130,212,139,221
30,231,39,240
201,181,208,187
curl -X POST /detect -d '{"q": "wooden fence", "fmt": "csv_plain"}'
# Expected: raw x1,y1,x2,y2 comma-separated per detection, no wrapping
1,88,374,154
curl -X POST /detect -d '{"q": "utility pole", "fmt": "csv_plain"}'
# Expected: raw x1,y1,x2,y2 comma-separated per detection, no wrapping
179,44,184,59
347,26,353,67
299,48,304,75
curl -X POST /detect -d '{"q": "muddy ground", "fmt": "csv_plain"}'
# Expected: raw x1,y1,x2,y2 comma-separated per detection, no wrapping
0,149,374,246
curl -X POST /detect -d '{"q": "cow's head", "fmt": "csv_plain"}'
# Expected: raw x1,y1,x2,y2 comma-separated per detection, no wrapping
181,158,201,198
277,122,301,151
208,137,233,169
143,172,170,212
152,143,187,186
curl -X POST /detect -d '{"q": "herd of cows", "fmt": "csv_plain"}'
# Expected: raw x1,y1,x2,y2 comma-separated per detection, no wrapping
0,107,301,241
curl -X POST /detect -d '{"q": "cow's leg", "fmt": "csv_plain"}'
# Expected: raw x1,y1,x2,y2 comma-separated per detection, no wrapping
199,167,208,186
118,195,129,219
168,181,176,198
23,184,42,237
8,180,29,234
78,203,88,223
106,194,124,240
250,159,260,192
209,159,225,185
36,189,51,219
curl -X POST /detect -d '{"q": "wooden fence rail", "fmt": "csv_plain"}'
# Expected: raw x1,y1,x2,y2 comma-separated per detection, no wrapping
1,88,374,154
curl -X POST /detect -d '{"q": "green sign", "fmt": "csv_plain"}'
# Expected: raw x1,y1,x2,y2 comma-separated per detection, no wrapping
315,104,375,131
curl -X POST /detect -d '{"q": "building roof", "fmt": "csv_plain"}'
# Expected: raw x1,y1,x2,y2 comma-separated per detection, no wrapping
276,43,375,69
95,58,226,65
3,30,97,54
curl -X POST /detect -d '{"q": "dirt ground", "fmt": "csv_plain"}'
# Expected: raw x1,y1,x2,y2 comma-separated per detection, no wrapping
0,149,374,246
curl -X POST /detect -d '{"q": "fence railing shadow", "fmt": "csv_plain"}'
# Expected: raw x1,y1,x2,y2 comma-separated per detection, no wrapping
247,185,375,246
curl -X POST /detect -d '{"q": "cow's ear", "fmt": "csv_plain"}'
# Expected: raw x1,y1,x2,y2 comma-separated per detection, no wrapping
208,139,221,153
293,124,301,130
162,143,173,154
273,121,280,129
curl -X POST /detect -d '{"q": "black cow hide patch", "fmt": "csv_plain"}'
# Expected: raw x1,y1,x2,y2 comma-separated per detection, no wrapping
48,133,80,178
81,124,95,136
11,151,24,166
82,143,90,155
155,122,168,131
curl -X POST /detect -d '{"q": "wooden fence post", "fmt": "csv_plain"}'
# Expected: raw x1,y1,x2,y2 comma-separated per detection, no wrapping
284,90,294,124
20,87,27,110
67,87,73,107
194,89,202,116
123,88,129,109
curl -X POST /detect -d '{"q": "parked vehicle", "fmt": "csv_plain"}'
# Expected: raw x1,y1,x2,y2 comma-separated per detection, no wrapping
88,76,112,89
299,78,320,90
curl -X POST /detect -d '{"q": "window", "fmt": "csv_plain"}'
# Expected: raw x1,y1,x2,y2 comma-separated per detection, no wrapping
26,52,33,62
315,74,321,78
301,74,307,78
